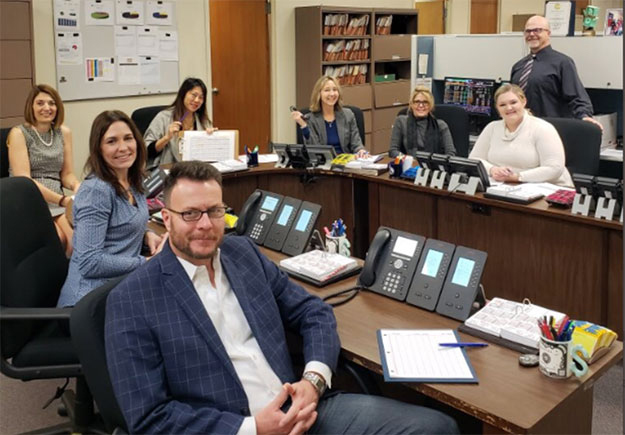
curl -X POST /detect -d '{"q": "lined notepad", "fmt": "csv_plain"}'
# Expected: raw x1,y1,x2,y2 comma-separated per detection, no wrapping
377,329,478,383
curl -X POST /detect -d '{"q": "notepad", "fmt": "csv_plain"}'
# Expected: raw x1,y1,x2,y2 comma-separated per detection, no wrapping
182,130,238,162
377,329,478,383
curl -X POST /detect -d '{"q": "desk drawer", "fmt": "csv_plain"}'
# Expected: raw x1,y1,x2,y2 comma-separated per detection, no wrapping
373,80,410,108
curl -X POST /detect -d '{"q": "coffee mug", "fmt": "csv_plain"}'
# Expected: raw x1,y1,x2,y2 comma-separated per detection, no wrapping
326,234,351,257
538,337,589,379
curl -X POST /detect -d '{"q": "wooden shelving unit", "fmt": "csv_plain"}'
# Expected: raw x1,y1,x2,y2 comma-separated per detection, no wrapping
295,6,417,153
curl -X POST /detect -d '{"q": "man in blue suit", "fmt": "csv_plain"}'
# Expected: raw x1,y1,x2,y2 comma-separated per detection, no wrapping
105,161,458,434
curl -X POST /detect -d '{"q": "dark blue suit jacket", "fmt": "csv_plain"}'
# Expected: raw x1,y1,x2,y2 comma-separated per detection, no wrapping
105,235,340,434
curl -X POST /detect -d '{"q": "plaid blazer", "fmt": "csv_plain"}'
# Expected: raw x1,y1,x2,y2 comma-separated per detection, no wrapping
105,235,340,434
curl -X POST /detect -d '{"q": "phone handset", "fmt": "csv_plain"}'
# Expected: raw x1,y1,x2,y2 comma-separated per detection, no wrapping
358,228,391,287
235,190,262,235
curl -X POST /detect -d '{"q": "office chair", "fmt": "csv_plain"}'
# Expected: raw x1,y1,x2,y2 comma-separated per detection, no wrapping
70,277,128,434
295,105,366,147
0,176,101,433
131,105,168,137
1,127,10,178
544,117,601,176
397,104,470,157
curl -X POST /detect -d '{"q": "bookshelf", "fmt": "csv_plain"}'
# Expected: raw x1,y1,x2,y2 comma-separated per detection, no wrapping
295,6,417,154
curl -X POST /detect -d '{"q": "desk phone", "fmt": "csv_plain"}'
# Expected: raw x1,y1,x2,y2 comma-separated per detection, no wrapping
281,202,322,256
236,190,284,245
435,246,488,321
405,239,456,311
358,227,425,301
264,197,302,251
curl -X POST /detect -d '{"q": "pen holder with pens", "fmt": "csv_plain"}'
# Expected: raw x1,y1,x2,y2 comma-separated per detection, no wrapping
325,234,351,257
246,147,259,167
388,161,403,178
538,337,588,379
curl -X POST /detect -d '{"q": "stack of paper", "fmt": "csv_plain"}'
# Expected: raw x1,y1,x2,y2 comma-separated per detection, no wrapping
279,250,358,283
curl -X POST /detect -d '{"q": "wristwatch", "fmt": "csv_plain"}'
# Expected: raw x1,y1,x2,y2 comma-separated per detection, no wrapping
302,371,327,397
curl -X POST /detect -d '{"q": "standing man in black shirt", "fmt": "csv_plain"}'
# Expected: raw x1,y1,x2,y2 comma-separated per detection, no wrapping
511,15,603,130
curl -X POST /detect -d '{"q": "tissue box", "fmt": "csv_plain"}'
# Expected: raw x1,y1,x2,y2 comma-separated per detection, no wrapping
594,113,617,150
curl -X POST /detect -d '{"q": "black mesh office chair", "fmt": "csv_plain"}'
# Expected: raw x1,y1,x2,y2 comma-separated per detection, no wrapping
544,117,602,176
397,104,470,157
0,177,102,433
131,105,168,137
295,105,366,147
1,127,11,178
70,277,128,434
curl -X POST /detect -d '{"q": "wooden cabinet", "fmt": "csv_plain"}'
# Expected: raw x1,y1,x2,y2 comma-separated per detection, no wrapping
295,6,417,154
0,0,35,128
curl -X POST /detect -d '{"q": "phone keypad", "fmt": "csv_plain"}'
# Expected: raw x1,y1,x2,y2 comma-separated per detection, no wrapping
382,271,405,294
251,223,264,239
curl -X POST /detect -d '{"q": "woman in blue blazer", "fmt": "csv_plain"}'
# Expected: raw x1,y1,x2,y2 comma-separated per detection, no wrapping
292,76,368,157
58,110,166,307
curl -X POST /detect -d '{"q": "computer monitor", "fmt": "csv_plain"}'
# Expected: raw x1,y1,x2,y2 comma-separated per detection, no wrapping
594,176,622,203
443,77,495,117
430,153,451,173
572,173,597,197
415,151,434,170
447,156,490,190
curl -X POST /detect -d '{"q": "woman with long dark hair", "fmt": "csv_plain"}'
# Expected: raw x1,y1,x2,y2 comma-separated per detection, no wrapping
144,77,216,167
58,110,167,307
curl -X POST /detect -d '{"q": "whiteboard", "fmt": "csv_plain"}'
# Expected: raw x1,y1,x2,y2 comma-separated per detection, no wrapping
432,34,525,81
54,0,179,101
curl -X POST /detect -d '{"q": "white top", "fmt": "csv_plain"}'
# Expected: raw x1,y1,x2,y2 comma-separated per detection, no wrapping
469,112,573,187
178,250,332,434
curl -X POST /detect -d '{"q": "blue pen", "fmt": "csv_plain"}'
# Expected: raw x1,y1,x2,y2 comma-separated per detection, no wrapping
439,342,488,348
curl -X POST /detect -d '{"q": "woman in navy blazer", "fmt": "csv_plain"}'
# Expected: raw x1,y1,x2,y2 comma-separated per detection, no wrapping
292,76,368,157
58,110,166,307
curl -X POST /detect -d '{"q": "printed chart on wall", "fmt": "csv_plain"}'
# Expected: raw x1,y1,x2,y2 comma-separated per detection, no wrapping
53,0,179,101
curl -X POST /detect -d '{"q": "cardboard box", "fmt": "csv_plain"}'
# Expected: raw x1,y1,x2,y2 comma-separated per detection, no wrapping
595,113,617,150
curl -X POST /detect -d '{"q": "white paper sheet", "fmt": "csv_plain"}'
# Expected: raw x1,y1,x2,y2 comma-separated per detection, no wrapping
85,57,115,82
137,26,159,56
54,0,80,31
115,26,137,56
379,329,476,381
118,56,140,85
55,32,83,65
139,56,160,84
116,0,145,25
159,30,178,61
146,0,174,26
182,131,237,162
85,0,114,26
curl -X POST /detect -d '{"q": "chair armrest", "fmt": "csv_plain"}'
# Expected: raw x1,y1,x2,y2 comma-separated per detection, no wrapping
0,306,72,320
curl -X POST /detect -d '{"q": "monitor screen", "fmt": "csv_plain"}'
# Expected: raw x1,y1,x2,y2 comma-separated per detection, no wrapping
261,195,279,212
392,236,418,258
421,249,443,277
443,77,495,117
451,257,475,287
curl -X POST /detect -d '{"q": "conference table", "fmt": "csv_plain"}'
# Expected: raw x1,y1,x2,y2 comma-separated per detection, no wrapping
260,248,623,434
220,163,623,333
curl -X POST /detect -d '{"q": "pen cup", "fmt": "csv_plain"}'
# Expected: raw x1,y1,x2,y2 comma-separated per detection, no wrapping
326,234,351,257
538,337,589,380
389,161,403,178
247,151,259,167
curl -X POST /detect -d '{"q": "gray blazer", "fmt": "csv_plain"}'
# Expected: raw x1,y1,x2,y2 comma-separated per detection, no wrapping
144,108,209,167
389,115,456,158
303,107,364,154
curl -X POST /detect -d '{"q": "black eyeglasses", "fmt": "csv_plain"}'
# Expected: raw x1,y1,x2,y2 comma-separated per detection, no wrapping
167,205,228,222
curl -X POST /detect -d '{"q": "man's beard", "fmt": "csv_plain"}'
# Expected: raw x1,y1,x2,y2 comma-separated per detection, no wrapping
169,220,222,260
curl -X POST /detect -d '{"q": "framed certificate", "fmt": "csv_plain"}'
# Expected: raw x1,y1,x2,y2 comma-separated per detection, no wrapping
544,1,575,36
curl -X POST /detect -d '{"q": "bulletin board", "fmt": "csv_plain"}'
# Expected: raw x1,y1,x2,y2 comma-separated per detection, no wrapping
53,0,179,101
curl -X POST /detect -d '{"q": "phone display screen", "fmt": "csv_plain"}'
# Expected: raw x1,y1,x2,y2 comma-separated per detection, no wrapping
451,257,475,287
295,210,312,232
421,249,443,277
261,195,279,212
276,205,294,226
393,236,418,258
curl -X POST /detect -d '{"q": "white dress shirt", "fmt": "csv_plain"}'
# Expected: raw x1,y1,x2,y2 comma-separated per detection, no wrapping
177,250,332,434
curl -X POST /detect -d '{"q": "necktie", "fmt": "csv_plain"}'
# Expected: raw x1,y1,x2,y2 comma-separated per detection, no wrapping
518,55,535,92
